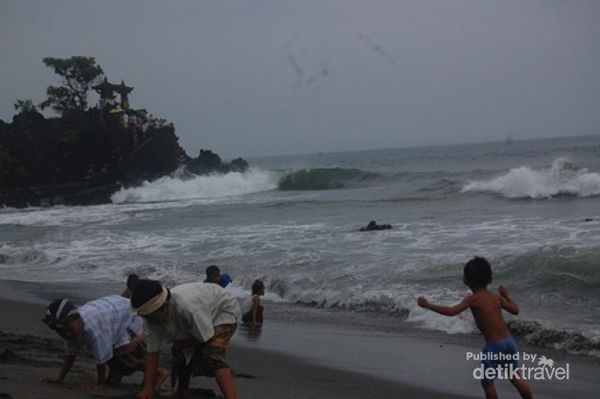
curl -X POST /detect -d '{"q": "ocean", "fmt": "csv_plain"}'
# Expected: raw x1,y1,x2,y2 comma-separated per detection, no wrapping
1,135,600,357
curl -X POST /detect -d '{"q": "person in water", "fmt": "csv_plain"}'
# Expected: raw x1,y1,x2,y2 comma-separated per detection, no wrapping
417,256,533,399
242,279,265,326
204,265,233,288
359,220,392,231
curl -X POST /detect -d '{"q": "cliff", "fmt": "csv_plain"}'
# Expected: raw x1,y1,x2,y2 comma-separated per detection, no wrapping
0,110,247,207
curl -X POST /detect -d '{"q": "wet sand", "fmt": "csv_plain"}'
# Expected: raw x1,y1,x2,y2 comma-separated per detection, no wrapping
0,298,468,399
0,280,599,398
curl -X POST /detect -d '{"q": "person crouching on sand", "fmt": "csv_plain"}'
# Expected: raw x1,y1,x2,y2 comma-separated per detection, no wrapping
42,295,167,390
131,279,241,399
417,256,533,399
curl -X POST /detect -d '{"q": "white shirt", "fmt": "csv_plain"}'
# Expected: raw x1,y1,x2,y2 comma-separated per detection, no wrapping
143,282,241,353
241,295,257,314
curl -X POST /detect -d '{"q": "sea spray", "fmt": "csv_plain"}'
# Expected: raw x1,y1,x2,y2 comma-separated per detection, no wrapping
111,168,277,203
462,158,600,198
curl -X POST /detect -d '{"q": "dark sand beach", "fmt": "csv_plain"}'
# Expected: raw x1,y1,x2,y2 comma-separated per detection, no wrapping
0,296,462,399
0,280,599,398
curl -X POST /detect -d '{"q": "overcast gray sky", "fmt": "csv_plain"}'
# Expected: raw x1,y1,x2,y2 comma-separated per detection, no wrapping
1,1,599,158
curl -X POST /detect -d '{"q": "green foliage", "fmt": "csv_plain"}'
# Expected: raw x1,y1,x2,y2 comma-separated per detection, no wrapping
148,115,171,129
39,56,104,116
13,99,38,113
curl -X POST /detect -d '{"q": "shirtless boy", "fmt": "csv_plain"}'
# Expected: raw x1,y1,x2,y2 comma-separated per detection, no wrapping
418,256,533,399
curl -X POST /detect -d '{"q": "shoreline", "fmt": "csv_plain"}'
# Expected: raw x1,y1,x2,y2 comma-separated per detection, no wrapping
0,297,469,399
0,280,599,398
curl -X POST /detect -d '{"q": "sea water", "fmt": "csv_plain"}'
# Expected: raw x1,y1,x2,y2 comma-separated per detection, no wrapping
1,135,600,356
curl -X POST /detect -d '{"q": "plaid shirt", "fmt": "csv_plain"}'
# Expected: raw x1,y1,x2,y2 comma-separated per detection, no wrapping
64,295,143,364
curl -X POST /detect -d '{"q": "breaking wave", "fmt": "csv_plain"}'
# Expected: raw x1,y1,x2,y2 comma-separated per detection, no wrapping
111,169,277,203
508,320,600,357
495,246,600,294
0,248,50,265
278,167,381,190
256,243,600,358
269,280,600,357
462,158,600,199
293,293,600,357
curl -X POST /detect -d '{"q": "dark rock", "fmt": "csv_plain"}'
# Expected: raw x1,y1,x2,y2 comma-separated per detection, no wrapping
230,157,249,172
12,110,45,128
184,149,248,176
0,110,248,207
118,125,187,184
359,220,392,232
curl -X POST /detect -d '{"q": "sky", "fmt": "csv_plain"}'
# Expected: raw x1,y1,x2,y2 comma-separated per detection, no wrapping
1,1,599,158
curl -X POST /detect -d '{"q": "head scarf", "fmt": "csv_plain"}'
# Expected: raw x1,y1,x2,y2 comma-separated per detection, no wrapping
43,298,77,330
131,286,169,316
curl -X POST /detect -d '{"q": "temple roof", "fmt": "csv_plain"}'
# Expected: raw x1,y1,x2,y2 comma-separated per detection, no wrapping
92,78,133,97
115,80,134,94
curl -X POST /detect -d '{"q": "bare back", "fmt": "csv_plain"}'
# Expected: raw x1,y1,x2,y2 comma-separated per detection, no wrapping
468,289,511,342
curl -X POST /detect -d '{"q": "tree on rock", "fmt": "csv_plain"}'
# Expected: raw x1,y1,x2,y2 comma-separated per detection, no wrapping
39,56,104,116
13,99,38,114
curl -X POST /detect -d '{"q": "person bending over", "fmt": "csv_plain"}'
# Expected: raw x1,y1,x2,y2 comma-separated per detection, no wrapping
42,295,166,390
131,279,241,399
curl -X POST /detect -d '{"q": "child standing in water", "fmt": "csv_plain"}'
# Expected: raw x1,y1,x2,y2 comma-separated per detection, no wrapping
417,256,533,399
242,280,265,326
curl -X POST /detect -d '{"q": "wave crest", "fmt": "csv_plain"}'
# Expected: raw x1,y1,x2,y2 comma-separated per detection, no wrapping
462,158,600,199
278,167,380,190
111,169,277,203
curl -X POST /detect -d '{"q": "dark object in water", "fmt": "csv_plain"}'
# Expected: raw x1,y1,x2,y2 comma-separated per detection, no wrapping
359,220,392,231
584,218,593,222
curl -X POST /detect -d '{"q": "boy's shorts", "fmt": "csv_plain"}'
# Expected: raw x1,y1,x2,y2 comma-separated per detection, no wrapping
187,324,237,377
481,336,520,385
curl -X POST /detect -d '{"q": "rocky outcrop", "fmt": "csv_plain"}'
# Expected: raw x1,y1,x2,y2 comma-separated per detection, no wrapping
0,110,248,207
184,149,249,175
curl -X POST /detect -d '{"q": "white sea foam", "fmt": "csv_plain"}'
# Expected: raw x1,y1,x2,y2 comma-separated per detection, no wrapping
462,158,600,199
407,302,477,334
0,203,157,227
225,283,286,302
111,169,277,204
